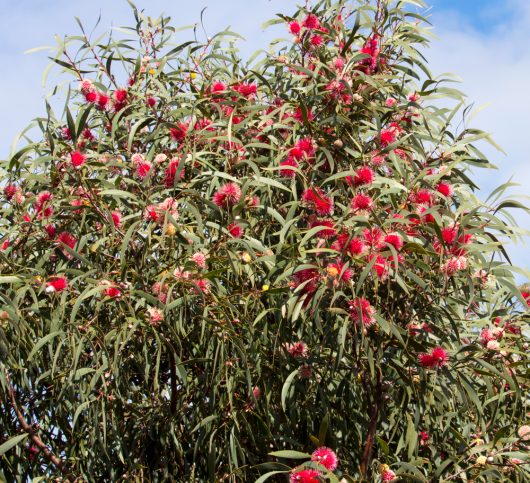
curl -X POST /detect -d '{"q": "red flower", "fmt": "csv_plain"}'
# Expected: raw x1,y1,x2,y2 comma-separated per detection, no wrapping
111,211,122,228
311,446,338,471
70,150,86,168
437,182,454,197
211,81,227,93
169,122,189,142
349,297,376,326
307,218,336,238
45,276,68,293
164,157,185,187
212,182,242,208
96,93,110,110
310,34,323,47
302,14,320,30
353,166,375,187
288,21,301,35
280,158,299,178
384,233,404,251
291,268,320,296
113,89,128,103
290,469,321,483
302,188,334,215
56,232,77,250
103,285,122,298
227,222,244,238
418,346,448,369
285,341,309,358
234,82,257,98
352,193,373,212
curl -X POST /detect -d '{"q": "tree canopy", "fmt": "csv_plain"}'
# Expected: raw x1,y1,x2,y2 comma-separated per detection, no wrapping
1,0,529,481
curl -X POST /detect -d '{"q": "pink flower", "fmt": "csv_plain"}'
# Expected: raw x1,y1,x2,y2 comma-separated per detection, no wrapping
326,260,352,283
310,34,323,47
517,425,530,441
227,222,244,238
135,160,153,178
418,346,448,369
45,276,68,293
349,297,376,327
102,285,122,299
289,21,301,35
212,182,242,208
285,341,309,358
147,307,164,325
298,364,313,379
311,446,338,471
385,97,397,107
191,252,207,269
80,79,94,93
56,232,77,250
70,150,86,168
382,468,397,481
194,278,211,294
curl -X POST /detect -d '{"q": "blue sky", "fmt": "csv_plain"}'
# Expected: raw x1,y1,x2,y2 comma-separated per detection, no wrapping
0,0,528,279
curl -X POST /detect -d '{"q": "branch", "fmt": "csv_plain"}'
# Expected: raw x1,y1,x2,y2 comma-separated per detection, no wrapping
4,369,72,480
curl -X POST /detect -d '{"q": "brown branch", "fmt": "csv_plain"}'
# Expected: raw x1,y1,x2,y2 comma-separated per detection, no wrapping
4,369,72,480
359,372,382,480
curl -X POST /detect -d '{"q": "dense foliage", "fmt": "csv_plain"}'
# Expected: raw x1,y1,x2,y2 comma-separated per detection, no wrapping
1,0,529,481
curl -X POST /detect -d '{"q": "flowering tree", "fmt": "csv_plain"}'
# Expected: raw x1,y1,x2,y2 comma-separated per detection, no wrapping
1,0,529,481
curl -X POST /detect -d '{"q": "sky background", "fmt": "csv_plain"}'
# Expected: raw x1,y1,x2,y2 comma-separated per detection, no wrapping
0,0,528,280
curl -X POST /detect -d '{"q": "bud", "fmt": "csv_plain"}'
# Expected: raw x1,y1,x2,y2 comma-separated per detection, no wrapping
333,139,344,148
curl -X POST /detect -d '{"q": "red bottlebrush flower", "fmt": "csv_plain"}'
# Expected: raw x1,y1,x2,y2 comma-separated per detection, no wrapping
289,146,305,160
227,222,244,238
290,469,321,483
362,227,384,250
81,127,94,141
194,278,211,294
349,297,376,327
414,189,433,206
310,34,323,47
437,181,454,197
234,82,257,98
44,224,57,238
441,226,459,245
111,211,121,228
291,268,320,296
418,346,448,369
34,191,53,216
164,157,185,187
521,291,530,307
280,158,299,178
85,91,98,103
352,193,373,212
380,127,397,146
70,150,86,168
56,232,77,250
45,276,68,293
293,107,314,123
169,122,189,142
212,182,242,208
146,96,157,107
353,166,375,187
96,93,110,110
311,446,338,471
384,232,404,251
113,89,127,103
368,253,389,279
349,237,367,256
135,160,153,179
3,184,18,200
296,138,316,157
103,286,122,298
302,13,320,30
61,126,72,140
288,21,301,35
211,81,227,93
302,187,334,216
381,468,397,482
285,341,309,358
307,218,336,238
419,430,430,443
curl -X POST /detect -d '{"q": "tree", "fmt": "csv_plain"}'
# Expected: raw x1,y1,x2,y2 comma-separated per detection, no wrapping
1,0,529,481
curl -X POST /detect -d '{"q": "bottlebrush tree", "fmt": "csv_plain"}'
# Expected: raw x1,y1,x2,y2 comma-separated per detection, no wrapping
0,0,529,481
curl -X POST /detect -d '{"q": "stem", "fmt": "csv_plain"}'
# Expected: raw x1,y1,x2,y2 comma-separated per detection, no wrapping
4,369,72,480
360,373,382,479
